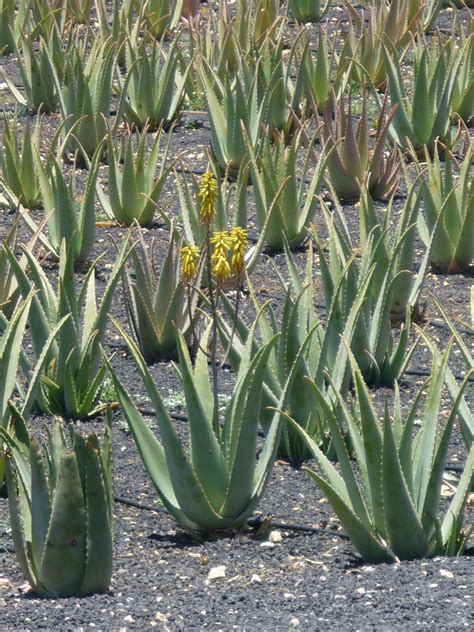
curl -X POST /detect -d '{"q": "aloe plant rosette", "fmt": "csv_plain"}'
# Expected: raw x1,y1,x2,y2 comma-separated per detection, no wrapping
107,317,304,532
287,344,474,562
1,416,113,597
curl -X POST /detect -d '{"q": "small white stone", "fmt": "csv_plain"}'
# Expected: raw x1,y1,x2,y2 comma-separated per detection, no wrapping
123,615,135,623
439,569,454,579
269,530,283,543
290,618,300,627
356,587,366,595
207,565,227,581
250,574,262,584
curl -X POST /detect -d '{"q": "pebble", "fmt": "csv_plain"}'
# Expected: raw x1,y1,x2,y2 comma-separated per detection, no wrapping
207,565,227,581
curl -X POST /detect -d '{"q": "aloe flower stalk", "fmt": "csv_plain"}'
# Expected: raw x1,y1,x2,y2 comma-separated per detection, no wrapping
1,416,113,597
287,344,474,562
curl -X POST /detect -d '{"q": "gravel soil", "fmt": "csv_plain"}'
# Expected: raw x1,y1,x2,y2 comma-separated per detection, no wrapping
1,2,473,630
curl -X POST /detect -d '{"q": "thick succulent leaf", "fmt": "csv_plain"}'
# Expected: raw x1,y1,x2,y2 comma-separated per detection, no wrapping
39,453,87,597
219,336,279,518
422,370,473,535
106,358,197,530
441,445,474,547
382,414,429,560
30,441,52,573
77,436,113,595
175,330,229,510
108,321,223,529
5,462,47,595
413,342,452,510
0,294,32,423
305,469,394,564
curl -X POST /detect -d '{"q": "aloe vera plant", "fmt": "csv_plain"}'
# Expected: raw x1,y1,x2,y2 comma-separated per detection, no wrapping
1,28,61,113
244,127,328,251
0,294,63,484
287,345,474,562
122,229,199,362
98,125,174,226
0,114,43,209
29,143,102,265
448,30,474,125
343,0,415,91
0,218,44,319
300,28,352,116
139,0,183,38
0,222,20,318
54,36,115,160
1,416,113,597
427,297,474,449
0,0,15,55
107,316,303,531
218,242,374,467
200,41,289,174
288,0,331,23
96,0,135,67
382,35,464,153
414,145,473,273
317,91,400,203
117,32,191,131
314,186,421,386
5,238,129,419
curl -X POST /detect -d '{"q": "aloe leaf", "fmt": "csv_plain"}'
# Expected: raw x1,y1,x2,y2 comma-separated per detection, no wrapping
306,469,394,563
39,453,87,597
175,330,229,510
219,335,279,517
441,445,474,548
77,435,113,595
422,369,473,536
30,440,52,573
382,413,429,560
108,322,222,529
413,342,452,510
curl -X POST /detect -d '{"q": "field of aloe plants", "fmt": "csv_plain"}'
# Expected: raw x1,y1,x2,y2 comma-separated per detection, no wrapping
0,0,473,629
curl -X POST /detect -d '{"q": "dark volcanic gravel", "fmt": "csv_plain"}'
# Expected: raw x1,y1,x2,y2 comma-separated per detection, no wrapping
1,1,474,630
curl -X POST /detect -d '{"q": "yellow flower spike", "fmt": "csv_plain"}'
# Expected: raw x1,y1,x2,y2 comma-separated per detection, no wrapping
180,244,200,282
230,227,248,274
198,172,218,225
210,230,233,257
211,252,231,283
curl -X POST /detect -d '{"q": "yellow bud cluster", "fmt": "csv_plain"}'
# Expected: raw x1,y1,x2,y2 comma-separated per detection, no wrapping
209,228,248,283
198,172,218,225
229,227,248,274
210,231,232,282
180,244,200,283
